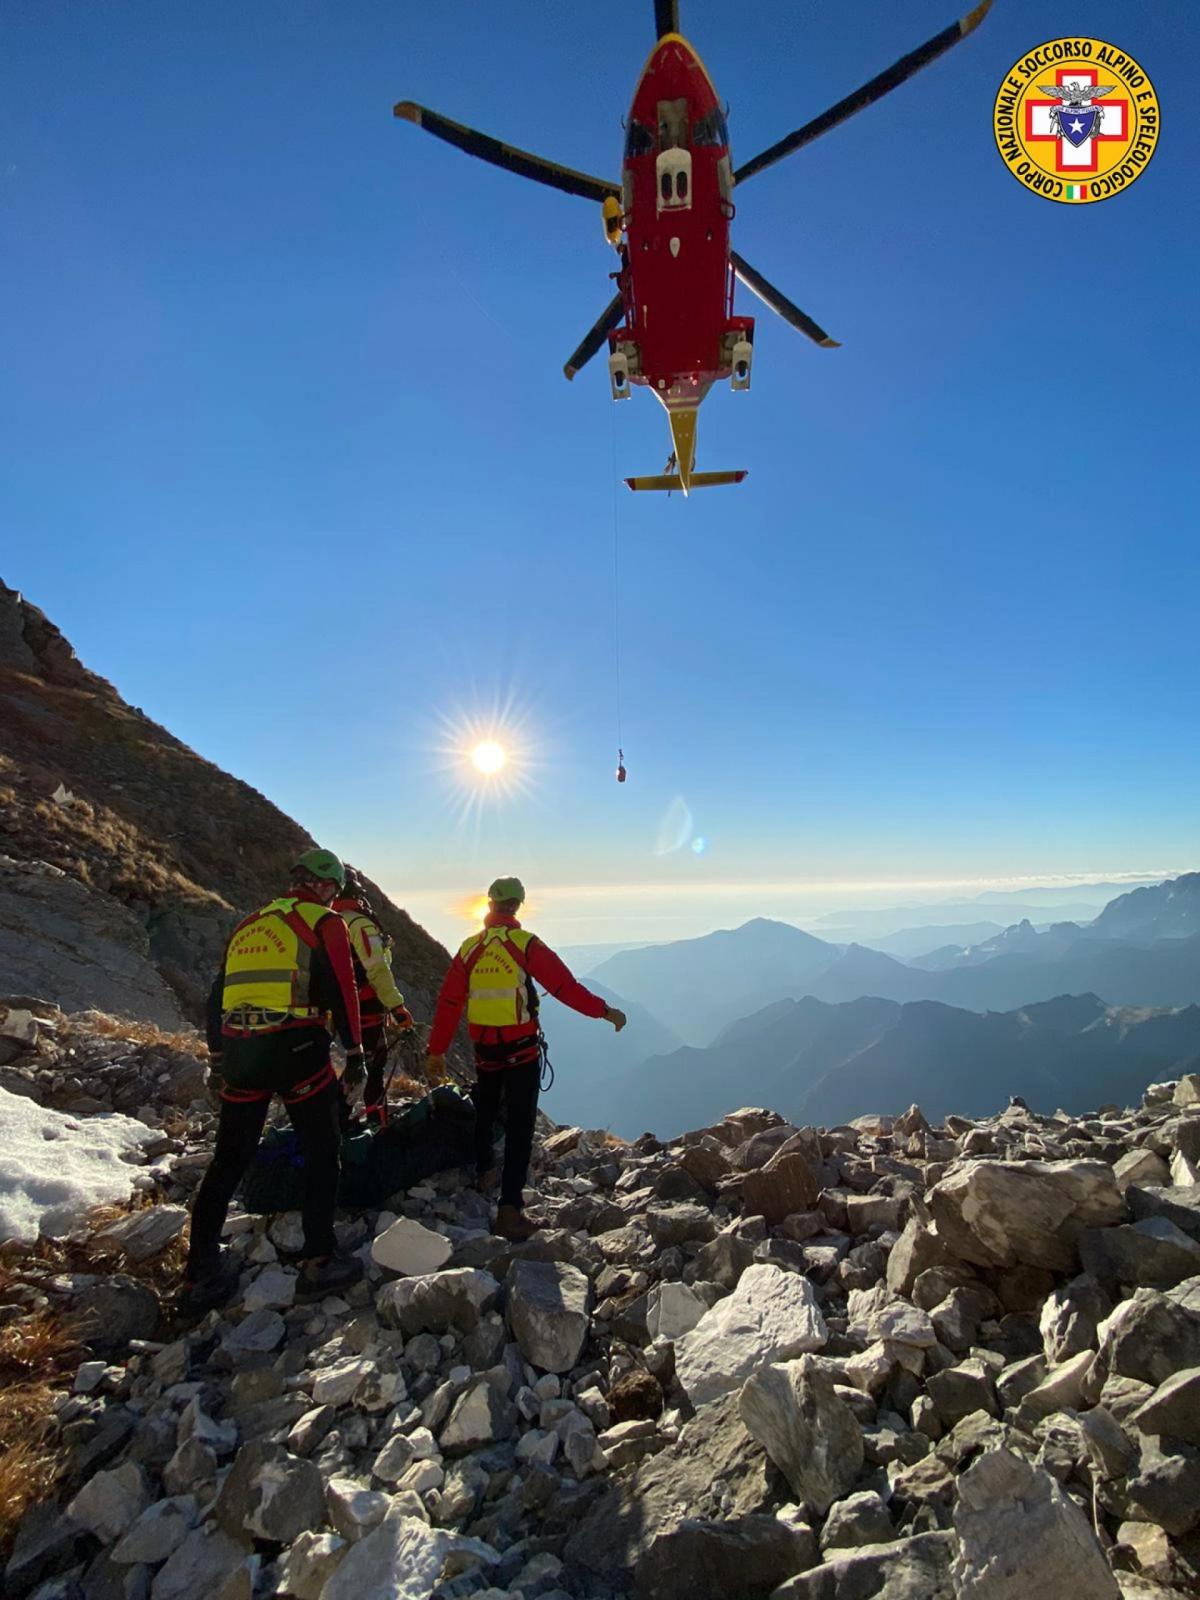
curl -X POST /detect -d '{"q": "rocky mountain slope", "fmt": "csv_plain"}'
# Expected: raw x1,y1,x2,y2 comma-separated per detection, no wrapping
4,1002,1200,1598
0,581,450,1024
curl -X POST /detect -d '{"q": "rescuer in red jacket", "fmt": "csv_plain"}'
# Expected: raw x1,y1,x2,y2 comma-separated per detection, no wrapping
426,876,626,1240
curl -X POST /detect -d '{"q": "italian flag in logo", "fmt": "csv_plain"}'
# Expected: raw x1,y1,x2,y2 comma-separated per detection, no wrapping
1065,182,1089,200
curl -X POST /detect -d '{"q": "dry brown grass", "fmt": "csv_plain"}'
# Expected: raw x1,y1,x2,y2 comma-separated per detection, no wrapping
0,1318,81,1554
64,1010,205,1057
0,1193,192,1553
0,1312,83,1387
0,1387,65,1551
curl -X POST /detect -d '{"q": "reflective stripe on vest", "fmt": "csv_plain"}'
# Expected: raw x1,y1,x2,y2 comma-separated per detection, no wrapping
458,927,536,1029
222,897,331,1020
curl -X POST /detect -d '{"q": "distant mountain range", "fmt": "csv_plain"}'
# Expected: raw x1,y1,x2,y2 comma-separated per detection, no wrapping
1090,871,1200,943
580,877,1200,1047
557,941,660,975
606,991,1200,1138
807,878,1162,944
588,918,836,1046
545,874,1200,1135
862,921,1005,960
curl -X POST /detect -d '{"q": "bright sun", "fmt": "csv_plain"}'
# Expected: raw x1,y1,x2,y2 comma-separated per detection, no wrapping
471,740,507,776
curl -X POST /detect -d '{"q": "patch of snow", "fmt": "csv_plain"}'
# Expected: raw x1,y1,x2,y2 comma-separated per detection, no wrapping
0,1085,161,1242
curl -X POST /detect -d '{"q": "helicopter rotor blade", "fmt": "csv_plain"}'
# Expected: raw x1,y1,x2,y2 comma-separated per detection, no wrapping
654,0,680,38
394,102,619,204
730,252,839,349
563,293,627,380
733,0,992,186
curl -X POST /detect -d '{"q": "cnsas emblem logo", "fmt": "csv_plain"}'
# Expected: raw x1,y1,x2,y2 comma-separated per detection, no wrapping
993,38,1160,203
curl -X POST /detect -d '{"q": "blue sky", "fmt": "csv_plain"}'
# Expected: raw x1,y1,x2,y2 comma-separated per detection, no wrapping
2,0,1196,949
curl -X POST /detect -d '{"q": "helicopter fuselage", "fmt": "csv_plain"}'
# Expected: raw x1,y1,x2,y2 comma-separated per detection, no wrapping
608,33,754,487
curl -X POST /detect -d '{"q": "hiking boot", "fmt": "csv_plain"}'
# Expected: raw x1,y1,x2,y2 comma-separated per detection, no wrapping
179,1255,239,1315
297,1252,364,1299
495,1204,538,1242
474,1165,500,1194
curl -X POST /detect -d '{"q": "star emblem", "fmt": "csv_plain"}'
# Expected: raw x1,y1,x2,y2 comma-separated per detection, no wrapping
1069,117,1085,134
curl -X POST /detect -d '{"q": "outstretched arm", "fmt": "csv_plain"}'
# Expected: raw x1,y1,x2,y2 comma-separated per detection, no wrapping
526,940,625,1028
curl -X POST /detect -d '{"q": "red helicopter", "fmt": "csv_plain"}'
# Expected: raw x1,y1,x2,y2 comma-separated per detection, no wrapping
396,0,992,494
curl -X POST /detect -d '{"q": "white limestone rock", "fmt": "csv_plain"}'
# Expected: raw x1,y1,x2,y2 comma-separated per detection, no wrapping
951,1447,1120,1597
112,1496,198,1566
738,1356,863,1515
67,1462,148,1544
275,1531,346,1600
151,1526,253,1600
319,1505,449,1600
243,1264,296,1312
645,1281,707,1343
312,1357,377,1407
505,1259,590,1374
928,1159,1126,1272
377,1268,499,1336
674,1263,827,1406
325,1478,391,1543
96,1204,189,1262
371,1216,453,1276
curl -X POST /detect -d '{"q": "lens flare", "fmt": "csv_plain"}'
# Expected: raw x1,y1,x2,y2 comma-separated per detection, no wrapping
472,741,506,775
655,796,694,856
421,687,548,844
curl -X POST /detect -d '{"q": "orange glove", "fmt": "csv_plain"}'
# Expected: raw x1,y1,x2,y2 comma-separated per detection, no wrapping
390,1006,415,1031
424,1053,451,1087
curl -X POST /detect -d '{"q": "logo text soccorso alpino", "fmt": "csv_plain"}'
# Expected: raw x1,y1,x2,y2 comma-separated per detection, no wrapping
993,38,1159,204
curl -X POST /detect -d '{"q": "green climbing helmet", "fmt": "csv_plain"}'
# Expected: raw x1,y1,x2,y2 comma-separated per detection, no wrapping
487,875,526,906
292,847,347,889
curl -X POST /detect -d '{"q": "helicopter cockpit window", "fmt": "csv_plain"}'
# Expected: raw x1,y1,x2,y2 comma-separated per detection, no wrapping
692,108,728,147
624,120,654,161
656,98,689,150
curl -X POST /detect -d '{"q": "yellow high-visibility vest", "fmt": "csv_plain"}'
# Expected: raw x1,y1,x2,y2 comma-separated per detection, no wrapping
458,926,536,1028
221,897,331,1018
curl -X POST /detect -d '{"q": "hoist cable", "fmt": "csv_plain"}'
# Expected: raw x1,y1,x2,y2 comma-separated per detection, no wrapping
609,405,624,755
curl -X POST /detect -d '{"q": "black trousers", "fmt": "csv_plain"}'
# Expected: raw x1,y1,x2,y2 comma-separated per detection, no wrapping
473,1059,540,1209
187,1029,342,1274
362,1023,389,1118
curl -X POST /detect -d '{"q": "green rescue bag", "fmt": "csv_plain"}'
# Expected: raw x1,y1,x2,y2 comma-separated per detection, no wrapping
239,1087,487,1214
